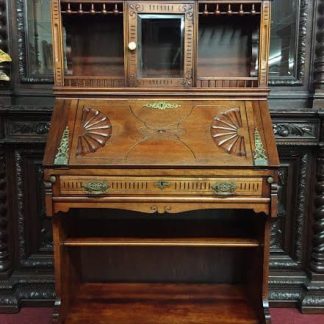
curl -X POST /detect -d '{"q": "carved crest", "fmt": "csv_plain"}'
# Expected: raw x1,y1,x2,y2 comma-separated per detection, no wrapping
77,108,112,155
210,108,246,156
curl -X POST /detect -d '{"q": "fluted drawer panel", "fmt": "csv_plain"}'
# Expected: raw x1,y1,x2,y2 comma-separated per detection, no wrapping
58,176,264,196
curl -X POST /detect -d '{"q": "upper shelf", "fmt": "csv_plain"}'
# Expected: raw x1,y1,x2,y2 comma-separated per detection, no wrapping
51,0,271,94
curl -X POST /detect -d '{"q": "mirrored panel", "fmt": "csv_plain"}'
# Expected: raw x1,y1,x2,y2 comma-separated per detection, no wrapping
269,0,298,78
138,14,184,78
25,0,53,78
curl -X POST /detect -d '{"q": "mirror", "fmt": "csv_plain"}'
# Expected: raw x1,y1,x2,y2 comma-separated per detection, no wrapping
138,14,184,78
269,0,298,78
25,0,53,79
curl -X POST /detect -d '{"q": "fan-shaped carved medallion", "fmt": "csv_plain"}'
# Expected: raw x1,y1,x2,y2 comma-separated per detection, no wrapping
210,108,246,156
77,108,112,155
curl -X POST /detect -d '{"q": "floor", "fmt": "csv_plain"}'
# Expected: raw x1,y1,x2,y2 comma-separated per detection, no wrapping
0,308,323,324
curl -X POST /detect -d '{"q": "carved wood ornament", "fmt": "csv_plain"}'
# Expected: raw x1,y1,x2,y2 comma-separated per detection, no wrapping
210,108,246,157
77,108,112,156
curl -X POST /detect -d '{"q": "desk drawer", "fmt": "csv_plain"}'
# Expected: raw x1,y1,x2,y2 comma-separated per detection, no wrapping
59,176,264,197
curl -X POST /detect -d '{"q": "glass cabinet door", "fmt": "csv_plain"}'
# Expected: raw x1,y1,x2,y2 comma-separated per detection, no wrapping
127,2,194,87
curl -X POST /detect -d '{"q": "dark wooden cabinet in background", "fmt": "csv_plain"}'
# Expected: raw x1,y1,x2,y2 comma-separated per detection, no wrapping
0,0,324,317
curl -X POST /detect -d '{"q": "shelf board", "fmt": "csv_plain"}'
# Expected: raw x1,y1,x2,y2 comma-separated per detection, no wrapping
63,237,260,247
65,283,260,323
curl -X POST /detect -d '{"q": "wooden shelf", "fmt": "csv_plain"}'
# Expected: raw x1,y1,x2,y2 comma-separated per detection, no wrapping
66,283,259,324
63,237,260,247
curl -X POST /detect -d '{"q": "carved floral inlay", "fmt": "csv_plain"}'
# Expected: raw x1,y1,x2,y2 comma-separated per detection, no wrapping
210,108,246,156
77,108,112,155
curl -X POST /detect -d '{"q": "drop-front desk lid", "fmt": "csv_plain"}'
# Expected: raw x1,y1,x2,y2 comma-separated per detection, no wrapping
43,99,279,168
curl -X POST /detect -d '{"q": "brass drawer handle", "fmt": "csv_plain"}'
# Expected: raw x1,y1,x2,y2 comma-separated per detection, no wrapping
155,180,171,190
82,181,109,195
211,182,237,196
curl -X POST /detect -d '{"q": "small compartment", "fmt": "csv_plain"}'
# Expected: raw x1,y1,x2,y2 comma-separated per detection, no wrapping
63,209,264,244
61,2,124,83
60,209,265,323
197,3,260,87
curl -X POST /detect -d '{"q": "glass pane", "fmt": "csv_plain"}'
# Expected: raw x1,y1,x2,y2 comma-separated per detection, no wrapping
269,1,298,77
26,0,53,77
138,14,184,78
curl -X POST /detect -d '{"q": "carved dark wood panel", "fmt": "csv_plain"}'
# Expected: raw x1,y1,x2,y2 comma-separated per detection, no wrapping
314,0,324,91
0,106,54,311
268,110,321,308
0,146,10,272
14,149,52,268
269,148,312,305
301,111,324,312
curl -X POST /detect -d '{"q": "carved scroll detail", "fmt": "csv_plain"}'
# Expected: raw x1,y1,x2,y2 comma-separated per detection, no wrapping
311,149,324,272
77,108,112,155
210,108,246,156
314,0,324,90
0,148,9,271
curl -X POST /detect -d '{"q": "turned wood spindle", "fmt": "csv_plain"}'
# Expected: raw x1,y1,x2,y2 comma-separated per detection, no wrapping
91,4,95,14
113,4,119,15
227,4,232,15
239,4,244,15
203,4,208,16
67,3,71,13
215,4,220,15
251,4,256,15
78,3,83,14
102,4,107,14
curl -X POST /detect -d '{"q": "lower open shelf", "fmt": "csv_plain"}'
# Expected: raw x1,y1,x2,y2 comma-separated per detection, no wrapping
65,283,260,323
63,237,260,247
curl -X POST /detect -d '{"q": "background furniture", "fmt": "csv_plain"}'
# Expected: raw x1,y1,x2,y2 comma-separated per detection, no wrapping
0,0,323,315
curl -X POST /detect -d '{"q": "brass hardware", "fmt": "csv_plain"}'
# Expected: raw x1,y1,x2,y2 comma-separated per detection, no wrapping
50,176,57,184
83,181,109,195
143,101,181,110
54,127,69,165
128,41,137,51
212,182,237,196
253,129,268,166
155,181,171,190
267,176,274,184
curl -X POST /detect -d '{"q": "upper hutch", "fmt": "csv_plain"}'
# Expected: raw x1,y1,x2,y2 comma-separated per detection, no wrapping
44,1,279,323
51,0,270,93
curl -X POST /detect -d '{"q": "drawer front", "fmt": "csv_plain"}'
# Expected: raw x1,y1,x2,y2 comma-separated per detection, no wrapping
59,176,263,197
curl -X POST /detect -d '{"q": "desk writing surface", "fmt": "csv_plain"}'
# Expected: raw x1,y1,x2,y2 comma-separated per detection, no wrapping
45,99,278,168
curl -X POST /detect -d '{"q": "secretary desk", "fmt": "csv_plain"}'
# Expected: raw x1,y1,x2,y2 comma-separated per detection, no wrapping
43,0,279,322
